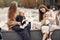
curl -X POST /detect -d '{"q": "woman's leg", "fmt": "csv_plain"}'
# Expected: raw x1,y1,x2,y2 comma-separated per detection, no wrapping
25,22,31,35
41,26,49,40
42,33,49,40
18,29,30,40
12,26,30,40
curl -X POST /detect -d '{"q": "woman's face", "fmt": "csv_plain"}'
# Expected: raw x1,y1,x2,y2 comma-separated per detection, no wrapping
40,8,46,13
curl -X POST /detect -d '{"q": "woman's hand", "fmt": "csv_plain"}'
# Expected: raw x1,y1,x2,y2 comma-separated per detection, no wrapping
43,14,49,20
41,19,46,24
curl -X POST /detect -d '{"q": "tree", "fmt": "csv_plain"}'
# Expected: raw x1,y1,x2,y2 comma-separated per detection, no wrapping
0,0,4,8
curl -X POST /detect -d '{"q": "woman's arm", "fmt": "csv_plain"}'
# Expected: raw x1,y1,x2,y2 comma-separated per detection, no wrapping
48,10,55,20
7,19,21,26
41,19,46,25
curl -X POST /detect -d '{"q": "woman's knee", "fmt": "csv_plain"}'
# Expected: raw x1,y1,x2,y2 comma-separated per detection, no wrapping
41,26,50,34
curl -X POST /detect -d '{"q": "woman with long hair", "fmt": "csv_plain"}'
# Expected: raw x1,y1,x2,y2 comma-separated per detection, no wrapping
8,1,20,29
38,5,55,40
7,1,30,40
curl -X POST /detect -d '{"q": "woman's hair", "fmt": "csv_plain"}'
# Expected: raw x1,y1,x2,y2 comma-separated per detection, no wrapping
19,10,25,16
39,5,49,21
8,1,18,21
56,10,60,25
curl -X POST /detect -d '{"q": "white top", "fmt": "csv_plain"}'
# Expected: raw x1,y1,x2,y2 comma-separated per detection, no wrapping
45,10,55,24
46,10,55,20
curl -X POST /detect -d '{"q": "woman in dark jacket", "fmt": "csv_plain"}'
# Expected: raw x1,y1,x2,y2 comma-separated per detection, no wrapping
7,1,30,40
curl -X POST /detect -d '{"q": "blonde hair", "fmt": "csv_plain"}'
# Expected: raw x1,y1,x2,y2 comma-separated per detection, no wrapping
19,10,25,16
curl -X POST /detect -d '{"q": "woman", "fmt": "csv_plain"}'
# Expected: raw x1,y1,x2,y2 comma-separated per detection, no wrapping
7,1,20,29
56,11,60,26
7,1,30,40
38,5,55,40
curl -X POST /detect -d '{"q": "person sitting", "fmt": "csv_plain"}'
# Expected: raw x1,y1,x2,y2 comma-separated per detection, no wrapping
35,5,55,40
7,1,30,40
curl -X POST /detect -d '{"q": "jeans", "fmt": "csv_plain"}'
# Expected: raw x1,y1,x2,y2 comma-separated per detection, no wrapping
12,25,30,40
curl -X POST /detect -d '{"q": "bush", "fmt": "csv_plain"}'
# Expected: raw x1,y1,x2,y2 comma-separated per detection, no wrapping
0,0,4,8
0,0,20,7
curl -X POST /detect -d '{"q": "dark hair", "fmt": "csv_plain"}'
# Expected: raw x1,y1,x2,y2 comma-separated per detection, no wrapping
39,5,49,21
